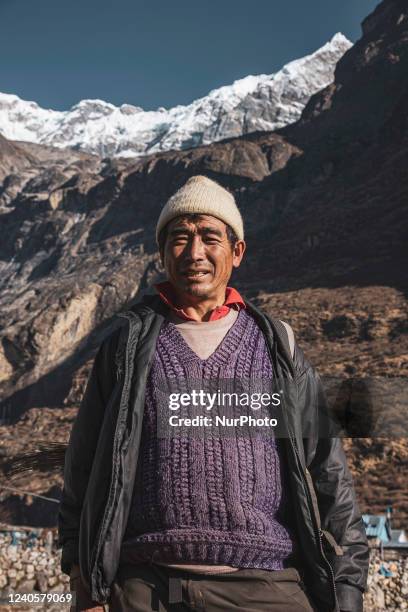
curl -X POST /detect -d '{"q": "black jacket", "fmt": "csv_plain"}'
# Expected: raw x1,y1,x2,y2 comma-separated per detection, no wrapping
58,294,369,612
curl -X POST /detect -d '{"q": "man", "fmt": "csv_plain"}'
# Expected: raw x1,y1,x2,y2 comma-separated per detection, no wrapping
59,175,369,612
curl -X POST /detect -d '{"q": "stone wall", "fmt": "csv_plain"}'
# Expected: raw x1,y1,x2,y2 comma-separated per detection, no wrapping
0,529,407,611
365,551,408,612
0,528,69,611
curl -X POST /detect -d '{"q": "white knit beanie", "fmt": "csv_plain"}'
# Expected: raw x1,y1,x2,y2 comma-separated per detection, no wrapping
156,175,244,245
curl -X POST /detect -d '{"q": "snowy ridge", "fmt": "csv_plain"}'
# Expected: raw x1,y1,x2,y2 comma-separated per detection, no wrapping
0,33,351,159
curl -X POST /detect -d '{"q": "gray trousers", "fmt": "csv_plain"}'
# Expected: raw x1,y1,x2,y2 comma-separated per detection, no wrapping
108,564,316,612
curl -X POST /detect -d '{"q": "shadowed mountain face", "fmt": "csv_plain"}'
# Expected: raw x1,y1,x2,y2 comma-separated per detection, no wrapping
0,0,407,524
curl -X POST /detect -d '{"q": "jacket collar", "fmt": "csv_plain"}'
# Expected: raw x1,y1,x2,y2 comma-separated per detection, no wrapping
130,292,170,318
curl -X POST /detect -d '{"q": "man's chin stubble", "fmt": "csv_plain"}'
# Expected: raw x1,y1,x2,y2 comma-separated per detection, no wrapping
179,281,212,297
185,286,210,297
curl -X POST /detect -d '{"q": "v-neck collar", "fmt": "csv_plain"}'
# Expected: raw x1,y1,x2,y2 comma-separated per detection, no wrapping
162,308,246,366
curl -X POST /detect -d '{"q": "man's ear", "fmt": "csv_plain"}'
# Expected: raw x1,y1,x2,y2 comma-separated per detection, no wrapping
232,240,246,268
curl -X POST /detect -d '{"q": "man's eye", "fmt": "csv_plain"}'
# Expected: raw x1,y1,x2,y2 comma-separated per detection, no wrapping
204,237,220,243
172,236,188,242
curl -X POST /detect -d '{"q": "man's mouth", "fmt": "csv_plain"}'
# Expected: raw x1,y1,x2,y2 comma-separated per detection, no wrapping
182,270,210,278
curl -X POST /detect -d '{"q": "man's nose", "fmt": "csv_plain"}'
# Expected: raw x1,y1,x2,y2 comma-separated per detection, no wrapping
186,235,205,261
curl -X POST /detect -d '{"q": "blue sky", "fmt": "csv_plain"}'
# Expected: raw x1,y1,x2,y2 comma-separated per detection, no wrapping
0,0,379,111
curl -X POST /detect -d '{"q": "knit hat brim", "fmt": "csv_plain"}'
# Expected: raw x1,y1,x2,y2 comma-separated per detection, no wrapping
156,175,244,244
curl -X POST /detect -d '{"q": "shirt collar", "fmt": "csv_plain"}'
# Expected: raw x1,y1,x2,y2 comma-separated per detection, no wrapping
154,280,246,321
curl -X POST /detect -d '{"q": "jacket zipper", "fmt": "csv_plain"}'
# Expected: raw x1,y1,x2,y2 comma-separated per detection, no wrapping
289,432,339,611
91,312,140,601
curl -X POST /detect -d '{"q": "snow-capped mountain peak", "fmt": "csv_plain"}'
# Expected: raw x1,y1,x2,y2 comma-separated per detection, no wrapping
0,32,352,158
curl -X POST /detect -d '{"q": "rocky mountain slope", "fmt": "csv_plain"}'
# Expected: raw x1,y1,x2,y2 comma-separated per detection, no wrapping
0,0,407,528
0,34,351,158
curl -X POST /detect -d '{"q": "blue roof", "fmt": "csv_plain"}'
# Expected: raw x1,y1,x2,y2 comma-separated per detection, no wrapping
362,514,390,542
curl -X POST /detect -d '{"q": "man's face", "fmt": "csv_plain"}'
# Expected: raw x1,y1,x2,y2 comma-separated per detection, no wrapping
160,214,246,300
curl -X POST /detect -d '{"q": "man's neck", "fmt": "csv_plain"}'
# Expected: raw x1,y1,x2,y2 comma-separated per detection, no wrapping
175,294,226,322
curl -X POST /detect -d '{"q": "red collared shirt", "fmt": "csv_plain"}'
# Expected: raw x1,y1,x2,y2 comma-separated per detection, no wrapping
154,281,246,321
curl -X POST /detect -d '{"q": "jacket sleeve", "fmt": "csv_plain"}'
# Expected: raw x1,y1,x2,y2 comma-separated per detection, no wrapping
301,359,369,612
57,328,121,575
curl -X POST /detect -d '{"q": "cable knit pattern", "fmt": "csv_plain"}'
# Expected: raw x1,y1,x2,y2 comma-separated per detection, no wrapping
121,309,294,569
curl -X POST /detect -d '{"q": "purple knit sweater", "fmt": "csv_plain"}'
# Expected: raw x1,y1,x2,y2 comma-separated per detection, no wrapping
120,308,294,569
